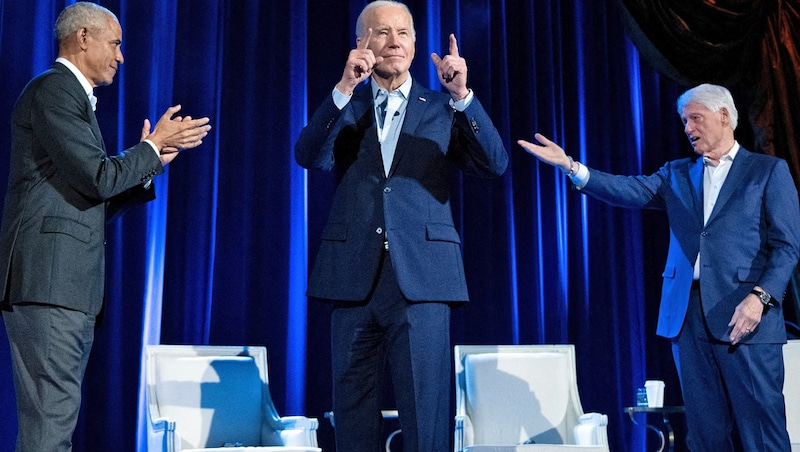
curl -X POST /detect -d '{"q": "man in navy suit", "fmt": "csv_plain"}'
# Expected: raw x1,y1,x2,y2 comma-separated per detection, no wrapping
295,1,507,450
519,83,799,451
0,3,211,450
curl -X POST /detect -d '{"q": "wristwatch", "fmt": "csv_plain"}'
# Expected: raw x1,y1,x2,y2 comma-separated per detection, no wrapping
750,288,773,307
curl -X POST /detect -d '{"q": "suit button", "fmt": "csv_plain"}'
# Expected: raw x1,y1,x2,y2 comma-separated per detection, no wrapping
701,231,708,237
383,187,391,193
376,227,383,234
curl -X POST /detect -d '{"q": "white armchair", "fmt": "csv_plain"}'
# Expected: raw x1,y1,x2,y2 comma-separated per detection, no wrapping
144,345,320,452
784,340,800,452
454,344,610,452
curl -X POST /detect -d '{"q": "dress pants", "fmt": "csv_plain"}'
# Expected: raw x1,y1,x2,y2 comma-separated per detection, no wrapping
3,303,96,452
331,251,451,452
672,284,790,451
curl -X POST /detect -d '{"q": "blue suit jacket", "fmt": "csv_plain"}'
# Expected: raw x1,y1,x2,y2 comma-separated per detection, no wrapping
0,62,163,315
295,79,508,302
581,148,800,342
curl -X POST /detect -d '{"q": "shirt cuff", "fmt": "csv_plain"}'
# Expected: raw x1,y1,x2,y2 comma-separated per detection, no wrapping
332,86,352,110
144,139,160,156
569,162,590,188
449,89,474,112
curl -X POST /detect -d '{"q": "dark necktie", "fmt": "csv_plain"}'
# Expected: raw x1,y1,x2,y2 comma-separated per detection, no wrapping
376,91,389,126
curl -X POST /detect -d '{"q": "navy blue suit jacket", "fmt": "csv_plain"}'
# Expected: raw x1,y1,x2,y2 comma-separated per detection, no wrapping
295,79,508,303
581,148,800,342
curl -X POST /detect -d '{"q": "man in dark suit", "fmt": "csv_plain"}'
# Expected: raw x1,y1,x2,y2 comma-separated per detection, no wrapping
0,3,211,450
519,83,800,451
295,1,507,450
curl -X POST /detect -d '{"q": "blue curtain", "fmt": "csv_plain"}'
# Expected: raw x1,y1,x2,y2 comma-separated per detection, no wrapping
6,0,796,451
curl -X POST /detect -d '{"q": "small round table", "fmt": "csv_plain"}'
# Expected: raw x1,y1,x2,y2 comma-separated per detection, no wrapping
624,406,685,452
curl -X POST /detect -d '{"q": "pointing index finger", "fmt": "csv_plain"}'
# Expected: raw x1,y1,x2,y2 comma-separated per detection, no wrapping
449,33,459,57
359,28,373,50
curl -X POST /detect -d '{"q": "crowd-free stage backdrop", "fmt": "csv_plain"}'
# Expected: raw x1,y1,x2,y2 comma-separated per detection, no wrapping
1,1,798,451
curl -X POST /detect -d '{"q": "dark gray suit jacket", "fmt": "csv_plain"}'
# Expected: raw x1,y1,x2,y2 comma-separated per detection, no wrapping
0,62,163,315
295,79,508,303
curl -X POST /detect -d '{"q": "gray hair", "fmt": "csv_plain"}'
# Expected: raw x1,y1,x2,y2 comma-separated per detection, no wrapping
676,83,739,130
356,0,416,41
55,2,118,43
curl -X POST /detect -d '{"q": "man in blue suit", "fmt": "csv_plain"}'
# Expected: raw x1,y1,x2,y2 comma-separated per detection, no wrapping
295,1,507,450
0,3,211,450
519,83,799,451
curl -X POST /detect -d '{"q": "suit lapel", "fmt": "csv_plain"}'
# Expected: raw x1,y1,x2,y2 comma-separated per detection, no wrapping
689,156,704,223
352,85,384,175
388,82,432,177
53,62,105,150
706,148,751,225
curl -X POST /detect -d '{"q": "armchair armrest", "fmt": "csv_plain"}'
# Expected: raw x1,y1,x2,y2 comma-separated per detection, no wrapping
574,412,609,446
150,416,176,433
276,416,320,447
148,416,178,452
454,415,465,452
279,415,319,431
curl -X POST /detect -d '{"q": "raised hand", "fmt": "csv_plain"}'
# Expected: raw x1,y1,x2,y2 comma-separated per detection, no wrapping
517,133,572,173
430,34,468,100
336,28,383,95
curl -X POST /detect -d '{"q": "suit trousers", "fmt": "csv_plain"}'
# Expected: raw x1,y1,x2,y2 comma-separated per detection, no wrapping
330,251,451,452
673,285,790,451
3,303,96,452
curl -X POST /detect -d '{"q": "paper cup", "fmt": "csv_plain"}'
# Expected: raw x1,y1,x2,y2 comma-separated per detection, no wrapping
645,380,665,408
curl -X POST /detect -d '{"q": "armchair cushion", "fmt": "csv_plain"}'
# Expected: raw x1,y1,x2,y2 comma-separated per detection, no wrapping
145,345,320,451
454,345,609,452
155,356,262,448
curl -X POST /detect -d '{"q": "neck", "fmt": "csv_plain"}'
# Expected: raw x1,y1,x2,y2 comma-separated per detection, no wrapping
374,73,409,92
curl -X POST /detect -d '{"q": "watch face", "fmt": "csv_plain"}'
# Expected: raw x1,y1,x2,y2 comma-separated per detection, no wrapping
751,289,770,305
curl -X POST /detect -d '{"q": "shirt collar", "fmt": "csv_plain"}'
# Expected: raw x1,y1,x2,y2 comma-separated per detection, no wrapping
371,76,412,101
56,58,94,97
704,141,740,166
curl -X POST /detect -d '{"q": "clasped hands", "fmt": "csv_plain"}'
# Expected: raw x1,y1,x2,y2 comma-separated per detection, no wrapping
140,105,212,165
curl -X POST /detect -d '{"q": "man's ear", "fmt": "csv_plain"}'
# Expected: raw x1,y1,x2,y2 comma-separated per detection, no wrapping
78,27,89,50
719,107,730,126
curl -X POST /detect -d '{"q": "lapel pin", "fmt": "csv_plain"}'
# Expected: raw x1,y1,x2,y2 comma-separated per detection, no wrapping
418,97,426,102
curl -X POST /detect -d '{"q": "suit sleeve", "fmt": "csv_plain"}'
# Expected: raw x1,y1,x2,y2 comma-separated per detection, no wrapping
447,96,508,178
758,159,800,305
32,75,163,202
294,96,347,171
